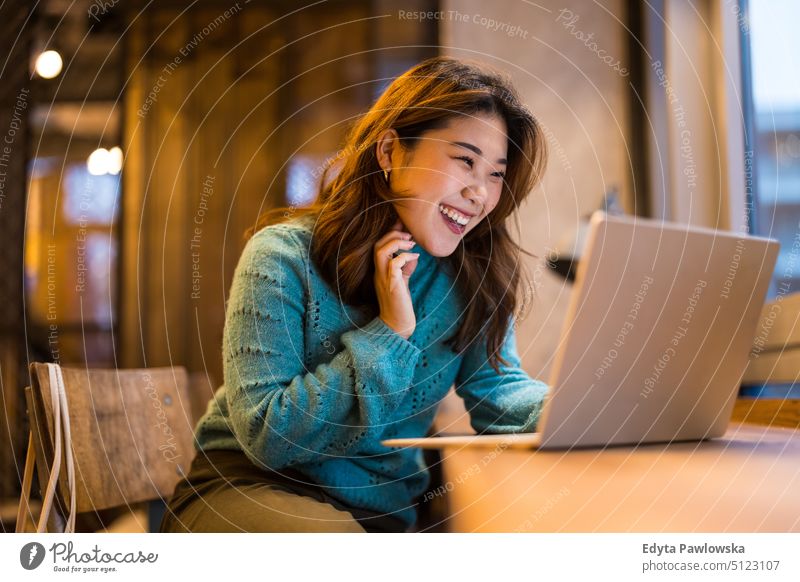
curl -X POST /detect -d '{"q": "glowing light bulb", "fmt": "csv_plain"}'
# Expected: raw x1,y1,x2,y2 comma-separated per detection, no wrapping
108,147,123,174
87,148,110,175
35,50,63,79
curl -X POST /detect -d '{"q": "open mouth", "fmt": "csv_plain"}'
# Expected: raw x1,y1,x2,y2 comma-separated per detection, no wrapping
439,204,469,235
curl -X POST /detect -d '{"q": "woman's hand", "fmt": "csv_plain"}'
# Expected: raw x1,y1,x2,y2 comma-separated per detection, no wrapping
373,220,419,340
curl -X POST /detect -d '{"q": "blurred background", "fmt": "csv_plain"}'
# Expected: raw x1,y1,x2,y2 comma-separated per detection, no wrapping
1,0,797,529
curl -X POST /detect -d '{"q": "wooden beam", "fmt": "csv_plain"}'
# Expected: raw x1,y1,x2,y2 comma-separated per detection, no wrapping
732,398,800,429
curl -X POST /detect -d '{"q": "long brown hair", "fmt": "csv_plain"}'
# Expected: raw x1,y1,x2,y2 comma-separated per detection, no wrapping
247,56,547,374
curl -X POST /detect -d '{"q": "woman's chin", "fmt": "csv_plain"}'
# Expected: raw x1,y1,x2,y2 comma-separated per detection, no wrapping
424,237,459,258
413,218,464,257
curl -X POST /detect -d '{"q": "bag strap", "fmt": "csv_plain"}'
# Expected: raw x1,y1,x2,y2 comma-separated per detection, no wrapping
48,363,76,532
16,364,77,533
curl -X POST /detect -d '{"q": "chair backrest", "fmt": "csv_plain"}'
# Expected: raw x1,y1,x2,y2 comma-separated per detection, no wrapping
735,291,800,428
27,364,196,515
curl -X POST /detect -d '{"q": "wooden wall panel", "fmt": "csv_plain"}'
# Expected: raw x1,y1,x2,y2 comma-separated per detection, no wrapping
120,2,438,407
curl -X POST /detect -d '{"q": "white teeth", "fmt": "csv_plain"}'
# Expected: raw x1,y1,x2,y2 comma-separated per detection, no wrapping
439,204,469,226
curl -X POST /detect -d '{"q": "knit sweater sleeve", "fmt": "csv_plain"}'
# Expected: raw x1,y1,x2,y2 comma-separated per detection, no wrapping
223,226,421,470
454,317,549,434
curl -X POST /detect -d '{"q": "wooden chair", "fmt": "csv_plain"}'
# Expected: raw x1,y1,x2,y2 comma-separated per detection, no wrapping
734,291,800,428
16,364,196,532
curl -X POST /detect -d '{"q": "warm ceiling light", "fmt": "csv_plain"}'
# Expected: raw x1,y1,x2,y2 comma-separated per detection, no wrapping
107,146,123,174
35,50,63,79
87,148,110,175
88,146,123,175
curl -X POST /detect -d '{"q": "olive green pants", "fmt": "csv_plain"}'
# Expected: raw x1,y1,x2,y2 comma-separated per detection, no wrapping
160,449,407,533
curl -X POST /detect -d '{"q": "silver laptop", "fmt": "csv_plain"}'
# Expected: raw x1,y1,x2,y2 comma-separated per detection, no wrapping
381,211,780,450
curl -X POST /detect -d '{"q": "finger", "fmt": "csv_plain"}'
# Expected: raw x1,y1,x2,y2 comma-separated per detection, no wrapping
388,253,420,276
386,253,419,291
383,239,416,259
375,239,416,275
375,225,412,249
401,254,419,278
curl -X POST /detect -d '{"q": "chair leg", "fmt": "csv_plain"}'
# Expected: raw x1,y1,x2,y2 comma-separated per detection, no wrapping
15,433,36,533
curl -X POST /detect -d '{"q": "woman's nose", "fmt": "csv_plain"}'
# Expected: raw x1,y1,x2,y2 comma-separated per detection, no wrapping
463,182,488,210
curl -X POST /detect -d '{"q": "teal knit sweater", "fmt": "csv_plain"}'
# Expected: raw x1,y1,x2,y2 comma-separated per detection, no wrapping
194,214,549,529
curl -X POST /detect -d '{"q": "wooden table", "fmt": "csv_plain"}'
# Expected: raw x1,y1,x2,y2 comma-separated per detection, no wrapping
432,393,800,532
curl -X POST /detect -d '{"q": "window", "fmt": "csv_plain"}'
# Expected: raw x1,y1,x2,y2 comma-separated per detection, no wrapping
739,0,799,398
741,0,800,299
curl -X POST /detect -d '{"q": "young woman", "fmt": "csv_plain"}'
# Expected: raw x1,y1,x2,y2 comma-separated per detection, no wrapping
160,55,549,533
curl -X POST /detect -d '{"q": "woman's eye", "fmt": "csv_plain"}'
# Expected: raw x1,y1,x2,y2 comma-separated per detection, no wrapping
455,155,474,168
490,171,506,181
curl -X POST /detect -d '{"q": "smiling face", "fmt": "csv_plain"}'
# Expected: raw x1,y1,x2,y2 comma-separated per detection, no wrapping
376,113,509,257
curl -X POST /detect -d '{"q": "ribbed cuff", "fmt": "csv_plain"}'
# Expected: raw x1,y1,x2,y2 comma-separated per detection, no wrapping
359,317,421,363
520,392,547,433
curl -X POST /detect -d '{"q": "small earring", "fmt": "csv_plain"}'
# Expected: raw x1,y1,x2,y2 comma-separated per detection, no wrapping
383,169,390,183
